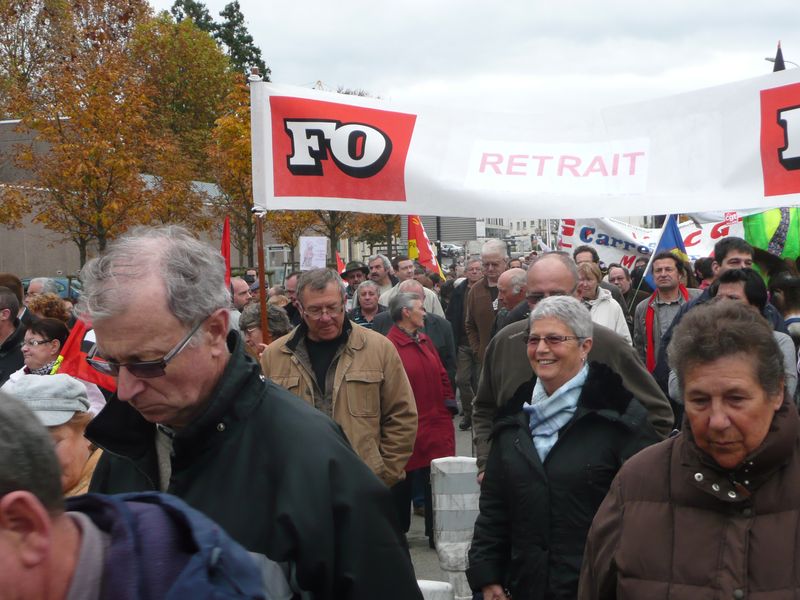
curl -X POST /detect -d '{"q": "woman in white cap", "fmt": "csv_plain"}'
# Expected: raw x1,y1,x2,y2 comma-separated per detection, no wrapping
5,373,101,496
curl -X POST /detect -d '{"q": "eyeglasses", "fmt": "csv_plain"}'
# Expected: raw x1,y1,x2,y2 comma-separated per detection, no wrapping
86,319,205,378
21,339,52,347
526,291,568,305
527,335,583,346
301,303,344,319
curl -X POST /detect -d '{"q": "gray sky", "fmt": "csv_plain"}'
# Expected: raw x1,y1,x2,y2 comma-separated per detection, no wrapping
148,0,797,113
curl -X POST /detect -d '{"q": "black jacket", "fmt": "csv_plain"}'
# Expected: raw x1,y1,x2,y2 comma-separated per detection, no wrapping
86,332,422,600
467,363,660,600
0,318,25,386
445,279,470,346
370,311,457,391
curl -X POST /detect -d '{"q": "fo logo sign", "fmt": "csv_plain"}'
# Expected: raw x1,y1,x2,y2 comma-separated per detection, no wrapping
270,97,417,201
760,82,800,196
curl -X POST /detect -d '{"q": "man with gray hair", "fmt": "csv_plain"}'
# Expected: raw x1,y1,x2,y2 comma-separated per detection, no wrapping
24,277,59,305
367,253,397,295
79,227,422,600
464,239,508,379
492,267,528,336
261,268,418,490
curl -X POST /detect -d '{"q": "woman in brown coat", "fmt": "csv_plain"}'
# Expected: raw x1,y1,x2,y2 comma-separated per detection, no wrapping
580,300,799,599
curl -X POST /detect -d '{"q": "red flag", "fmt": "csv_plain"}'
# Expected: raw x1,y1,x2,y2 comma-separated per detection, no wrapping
408,215,444,277
336,251,346,273
55,318,117,393
221,215,231,288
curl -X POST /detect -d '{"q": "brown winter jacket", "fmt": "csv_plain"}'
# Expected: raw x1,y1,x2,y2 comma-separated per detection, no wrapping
464,277,497,362
261,321,417,488
579,399,800,600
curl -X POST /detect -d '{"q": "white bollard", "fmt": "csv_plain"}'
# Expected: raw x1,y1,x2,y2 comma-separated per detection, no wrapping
431,457,480,600
417,580,455,600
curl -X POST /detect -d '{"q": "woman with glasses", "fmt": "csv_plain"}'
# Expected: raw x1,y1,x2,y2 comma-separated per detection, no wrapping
5,318,106,416
467,296,659,600
576,262,632,345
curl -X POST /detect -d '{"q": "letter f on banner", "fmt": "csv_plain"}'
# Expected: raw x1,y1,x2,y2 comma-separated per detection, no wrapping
760,82,800,196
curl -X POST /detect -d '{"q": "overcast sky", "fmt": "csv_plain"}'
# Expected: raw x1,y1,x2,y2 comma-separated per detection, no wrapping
148,0,797,114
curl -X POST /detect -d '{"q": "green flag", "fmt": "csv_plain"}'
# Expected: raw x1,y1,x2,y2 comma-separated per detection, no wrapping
743,208,800,259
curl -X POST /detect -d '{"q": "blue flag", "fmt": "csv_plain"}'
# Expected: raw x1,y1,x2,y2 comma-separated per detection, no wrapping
644,215,689,289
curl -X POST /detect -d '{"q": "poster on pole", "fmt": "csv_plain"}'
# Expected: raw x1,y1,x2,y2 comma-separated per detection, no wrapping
298,236,328,270
250,70,800,218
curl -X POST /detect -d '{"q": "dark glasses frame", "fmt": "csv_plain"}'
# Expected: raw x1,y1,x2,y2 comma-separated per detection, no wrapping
86,319,205,379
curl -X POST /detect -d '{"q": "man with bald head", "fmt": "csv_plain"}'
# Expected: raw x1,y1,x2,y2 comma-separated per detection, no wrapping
371,279,456,391
471,252,673,477
492,267,527,336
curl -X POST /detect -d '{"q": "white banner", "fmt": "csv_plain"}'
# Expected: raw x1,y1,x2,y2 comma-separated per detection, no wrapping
251,70,800,218
557,217,745,269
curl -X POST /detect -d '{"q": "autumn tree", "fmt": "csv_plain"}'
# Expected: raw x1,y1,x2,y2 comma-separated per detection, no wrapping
0,0,72,117
264,211,321,265
207,78,261,265
353,214,400,258
132,13,235,176
2,0,210,264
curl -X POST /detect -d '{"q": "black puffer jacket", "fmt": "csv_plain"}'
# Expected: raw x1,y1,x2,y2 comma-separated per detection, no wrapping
467,362,660,600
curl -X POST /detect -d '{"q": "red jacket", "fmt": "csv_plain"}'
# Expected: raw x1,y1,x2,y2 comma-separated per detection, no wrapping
387,326,455,471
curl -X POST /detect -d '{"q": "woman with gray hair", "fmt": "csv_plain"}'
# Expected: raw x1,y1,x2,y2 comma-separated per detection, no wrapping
239,302,292,360
386,292,455,548
467,295,659,600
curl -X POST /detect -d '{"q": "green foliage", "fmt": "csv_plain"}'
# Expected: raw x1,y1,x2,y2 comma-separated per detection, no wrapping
170,0,214,32
215,1,269,78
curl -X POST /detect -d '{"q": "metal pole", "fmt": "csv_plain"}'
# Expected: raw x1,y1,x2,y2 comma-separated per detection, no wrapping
254,209,271,344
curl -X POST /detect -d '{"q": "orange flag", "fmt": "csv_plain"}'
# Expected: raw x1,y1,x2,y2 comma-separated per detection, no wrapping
408,216,444,277
221,215,231,288
335,251,346,273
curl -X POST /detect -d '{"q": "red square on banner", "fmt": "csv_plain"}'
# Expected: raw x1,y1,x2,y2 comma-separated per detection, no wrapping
760,82,800,197
270,97,417,201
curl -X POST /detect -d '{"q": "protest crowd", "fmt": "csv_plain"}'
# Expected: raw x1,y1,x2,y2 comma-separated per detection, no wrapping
2,223,800,600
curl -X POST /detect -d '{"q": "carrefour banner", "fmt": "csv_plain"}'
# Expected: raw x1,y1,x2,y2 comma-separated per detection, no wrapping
557,216,745,269
250,70,800,218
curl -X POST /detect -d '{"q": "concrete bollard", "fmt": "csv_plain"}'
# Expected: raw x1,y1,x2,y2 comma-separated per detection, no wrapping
418,580,455,600
430,456,480,600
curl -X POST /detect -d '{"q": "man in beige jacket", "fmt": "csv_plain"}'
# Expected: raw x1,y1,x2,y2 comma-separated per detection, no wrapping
262,268,417,487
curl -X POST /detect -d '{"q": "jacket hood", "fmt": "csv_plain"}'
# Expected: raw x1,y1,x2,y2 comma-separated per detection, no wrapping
585,286,612,306
66,492,265,599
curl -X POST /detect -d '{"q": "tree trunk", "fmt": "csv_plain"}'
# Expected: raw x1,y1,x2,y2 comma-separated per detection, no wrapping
385,220,394,259
76,238,88,267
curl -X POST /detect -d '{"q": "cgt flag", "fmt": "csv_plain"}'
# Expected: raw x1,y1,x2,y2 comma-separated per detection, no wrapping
643,215,689,289
408,216,444,278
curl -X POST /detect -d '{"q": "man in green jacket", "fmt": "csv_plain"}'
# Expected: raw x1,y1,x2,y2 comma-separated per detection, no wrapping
80,225,422,600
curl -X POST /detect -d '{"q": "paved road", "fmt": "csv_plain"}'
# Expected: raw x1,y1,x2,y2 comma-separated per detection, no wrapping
409,415,475,583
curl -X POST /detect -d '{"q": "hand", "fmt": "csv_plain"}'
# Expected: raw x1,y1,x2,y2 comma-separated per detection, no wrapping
477,471,485,485
483,584,509,600
257,343,269,360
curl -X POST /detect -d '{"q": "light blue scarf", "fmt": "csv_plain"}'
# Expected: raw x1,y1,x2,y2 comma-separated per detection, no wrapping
523,364,589,463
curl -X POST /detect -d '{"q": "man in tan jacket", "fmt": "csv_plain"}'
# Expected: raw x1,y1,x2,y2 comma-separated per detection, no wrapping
262,268,417,488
